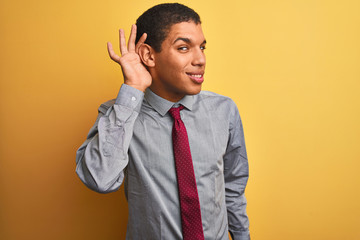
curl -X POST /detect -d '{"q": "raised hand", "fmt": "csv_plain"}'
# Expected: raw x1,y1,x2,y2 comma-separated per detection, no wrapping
107,24,152,92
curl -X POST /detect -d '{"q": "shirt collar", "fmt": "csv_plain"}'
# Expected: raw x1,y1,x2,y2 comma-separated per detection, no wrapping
144,88,195,117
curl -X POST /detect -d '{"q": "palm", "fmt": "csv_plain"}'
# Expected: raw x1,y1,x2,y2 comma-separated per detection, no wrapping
118,51,152,88
107,25,152,92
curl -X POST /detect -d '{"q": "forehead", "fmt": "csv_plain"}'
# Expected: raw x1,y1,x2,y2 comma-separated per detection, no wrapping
164,21,205,44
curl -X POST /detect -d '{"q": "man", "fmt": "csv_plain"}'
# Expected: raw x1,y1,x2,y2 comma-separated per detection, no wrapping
76,3,250,240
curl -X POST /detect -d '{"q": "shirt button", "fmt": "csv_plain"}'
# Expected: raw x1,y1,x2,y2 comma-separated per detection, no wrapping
103,148,110,156
131,96,136,101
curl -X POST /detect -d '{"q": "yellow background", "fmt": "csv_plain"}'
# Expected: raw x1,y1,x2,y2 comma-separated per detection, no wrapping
1,0,359,239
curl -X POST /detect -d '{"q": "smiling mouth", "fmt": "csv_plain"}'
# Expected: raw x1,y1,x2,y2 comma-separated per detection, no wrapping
186,73,204,83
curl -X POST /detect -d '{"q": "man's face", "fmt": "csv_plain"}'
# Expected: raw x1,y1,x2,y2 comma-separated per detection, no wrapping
150,21,206,102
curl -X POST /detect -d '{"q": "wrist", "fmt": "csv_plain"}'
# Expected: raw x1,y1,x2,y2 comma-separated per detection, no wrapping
124,82,148,92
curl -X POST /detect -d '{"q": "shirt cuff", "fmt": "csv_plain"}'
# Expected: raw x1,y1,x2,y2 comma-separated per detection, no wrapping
115,84,144,112
230,230,250,240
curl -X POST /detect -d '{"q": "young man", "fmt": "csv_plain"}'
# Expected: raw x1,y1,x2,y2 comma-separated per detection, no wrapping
76,3,250,240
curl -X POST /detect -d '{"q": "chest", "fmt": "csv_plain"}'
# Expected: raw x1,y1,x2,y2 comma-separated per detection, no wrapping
128,110,229,181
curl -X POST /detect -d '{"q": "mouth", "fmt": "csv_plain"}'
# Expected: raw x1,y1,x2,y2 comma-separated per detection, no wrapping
186,72,204,84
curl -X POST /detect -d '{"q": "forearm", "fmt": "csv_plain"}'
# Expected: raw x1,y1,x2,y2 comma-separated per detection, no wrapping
225,150,250,240
226,180,250,240
76,84,144,193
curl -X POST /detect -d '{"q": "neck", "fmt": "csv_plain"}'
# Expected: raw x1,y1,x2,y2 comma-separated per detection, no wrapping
149,86,185,103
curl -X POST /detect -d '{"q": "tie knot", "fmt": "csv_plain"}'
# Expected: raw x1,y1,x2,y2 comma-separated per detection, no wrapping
169,105,184,120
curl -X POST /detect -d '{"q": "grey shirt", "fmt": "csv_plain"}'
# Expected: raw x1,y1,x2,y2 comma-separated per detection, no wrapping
76,84,250,240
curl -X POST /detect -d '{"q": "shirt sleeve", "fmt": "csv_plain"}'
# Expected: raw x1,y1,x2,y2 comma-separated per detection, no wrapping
224,101,250,240
75,84,144,193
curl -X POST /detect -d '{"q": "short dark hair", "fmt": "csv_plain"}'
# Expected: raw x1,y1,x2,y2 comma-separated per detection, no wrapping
135,3,201,52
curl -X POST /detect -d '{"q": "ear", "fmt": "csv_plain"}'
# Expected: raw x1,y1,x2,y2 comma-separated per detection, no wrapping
138,44,155,68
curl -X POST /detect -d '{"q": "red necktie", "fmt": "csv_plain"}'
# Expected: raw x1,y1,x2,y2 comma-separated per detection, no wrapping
169,105,205,240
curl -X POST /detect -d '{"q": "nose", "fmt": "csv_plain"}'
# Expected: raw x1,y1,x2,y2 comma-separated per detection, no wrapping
192,48,206,67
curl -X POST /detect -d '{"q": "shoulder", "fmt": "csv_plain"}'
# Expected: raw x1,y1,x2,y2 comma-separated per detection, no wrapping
197,91,242,126
198,90,234,102
197,90,238,111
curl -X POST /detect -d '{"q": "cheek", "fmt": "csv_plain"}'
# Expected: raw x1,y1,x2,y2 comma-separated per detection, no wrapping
155,53,188,78
166,52,188,69
165,61,186,76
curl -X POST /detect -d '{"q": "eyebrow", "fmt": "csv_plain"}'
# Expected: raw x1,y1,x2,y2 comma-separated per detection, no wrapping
173,37,207,45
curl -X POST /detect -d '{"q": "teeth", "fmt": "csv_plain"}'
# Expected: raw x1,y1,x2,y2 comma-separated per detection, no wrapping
190,74,202,78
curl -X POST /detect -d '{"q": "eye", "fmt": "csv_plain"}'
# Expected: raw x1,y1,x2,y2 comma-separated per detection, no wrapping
178,46,189,51
200,46,206,51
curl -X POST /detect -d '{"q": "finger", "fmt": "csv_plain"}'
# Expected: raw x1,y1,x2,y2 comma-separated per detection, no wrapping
119,29,128,55
107,42,121,62
128,24,137,52
135,33,147,53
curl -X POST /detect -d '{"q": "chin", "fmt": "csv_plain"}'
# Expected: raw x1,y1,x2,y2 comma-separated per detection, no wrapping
186,86,202,96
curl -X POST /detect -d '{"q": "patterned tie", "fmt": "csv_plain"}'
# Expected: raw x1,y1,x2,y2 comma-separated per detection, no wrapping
169,105,205,240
